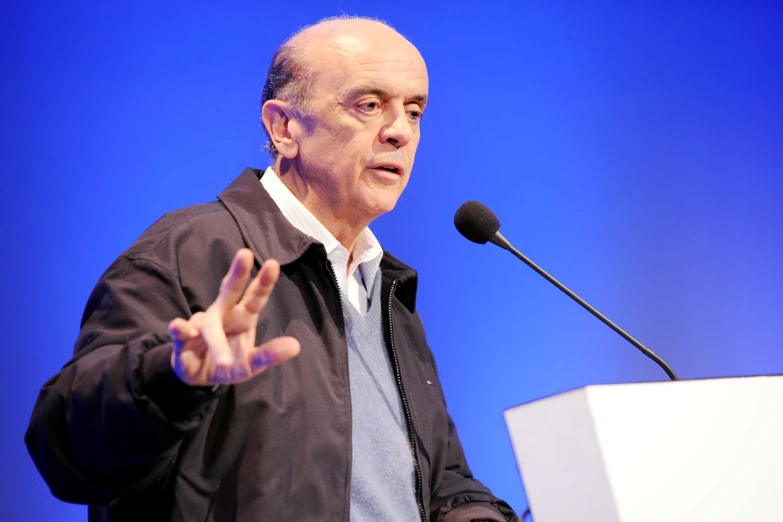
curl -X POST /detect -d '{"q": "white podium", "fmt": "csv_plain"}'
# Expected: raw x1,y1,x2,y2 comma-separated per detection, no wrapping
504,376,783,522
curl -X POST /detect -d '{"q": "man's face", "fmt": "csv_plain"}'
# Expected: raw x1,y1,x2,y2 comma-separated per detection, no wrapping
292,28,429,224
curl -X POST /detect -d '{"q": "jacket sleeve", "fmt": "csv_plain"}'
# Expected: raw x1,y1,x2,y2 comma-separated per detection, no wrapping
430,411,519,522
25,255,222,505
420,325,519,522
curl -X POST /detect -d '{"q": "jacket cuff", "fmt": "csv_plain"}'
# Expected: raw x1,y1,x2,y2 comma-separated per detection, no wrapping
140,343,223,423
441,501,508,522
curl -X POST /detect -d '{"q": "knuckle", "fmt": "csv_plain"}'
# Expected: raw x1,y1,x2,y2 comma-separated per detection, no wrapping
244,296,265,312
200,310,222,327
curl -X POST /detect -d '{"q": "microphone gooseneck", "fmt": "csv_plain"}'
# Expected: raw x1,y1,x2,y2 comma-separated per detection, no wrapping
454,200,679,381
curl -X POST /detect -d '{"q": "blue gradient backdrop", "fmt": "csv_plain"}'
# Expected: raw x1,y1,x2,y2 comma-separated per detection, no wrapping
2,2,781,520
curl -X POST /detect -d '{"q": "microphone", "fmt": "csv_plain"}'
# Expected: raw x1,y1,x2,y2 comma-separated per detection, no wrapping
454,200,679,381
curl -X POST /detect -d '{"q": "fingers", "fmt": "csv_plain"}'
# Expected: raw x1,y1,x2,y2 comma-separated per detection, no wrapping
198,313,234,368
170,249,292,386
212,249,255,315
171,319,300,385
169,317,200,377
171,312,234,369
173,311,235,372
240,259,281,315
250,336,301,372
168,317,198,344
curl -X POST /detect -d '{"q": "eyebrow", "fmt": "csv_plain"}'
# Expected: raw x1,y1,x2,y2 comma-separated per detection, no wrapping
346,86,428,107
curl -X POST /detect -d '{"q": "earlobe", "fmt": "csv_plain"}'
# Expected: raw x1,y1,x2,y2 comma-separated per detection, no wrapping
261,100,299,159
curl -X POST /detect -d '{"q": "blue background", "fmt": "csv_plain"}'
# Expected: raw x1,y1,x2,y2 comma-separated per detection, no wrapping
2,1,781,519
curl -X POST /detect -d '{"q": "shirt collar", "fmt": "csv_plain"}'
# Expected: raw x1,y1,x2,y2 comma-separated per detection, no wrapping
216,168,419,312
260,167,384,283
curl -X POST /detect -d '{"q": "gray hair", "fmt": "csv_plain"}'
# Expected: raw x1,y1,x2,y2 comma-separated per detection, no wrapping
260,15,397,157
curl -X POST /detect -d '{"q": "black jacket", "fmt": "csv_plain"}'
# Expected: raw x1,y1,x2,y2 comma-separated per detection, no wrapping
26,168,518,522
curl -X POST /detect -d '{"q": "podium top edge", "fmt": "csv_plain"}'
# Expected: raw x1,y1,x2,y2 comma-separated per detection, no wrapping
503,374,783,414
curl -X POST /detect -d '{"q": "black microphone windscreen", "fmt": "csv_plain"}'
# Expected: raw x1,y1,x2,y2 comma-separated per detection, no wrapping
454,200,501,244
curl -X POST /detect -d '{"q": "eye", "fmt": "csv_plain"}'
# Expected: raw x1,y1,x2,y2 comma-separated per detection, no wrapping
406,106,423,122
357,100,381,113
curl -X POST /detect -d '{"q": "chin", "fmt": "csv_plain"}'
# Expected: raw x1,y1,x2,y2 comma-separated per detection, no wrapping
360,193,402,221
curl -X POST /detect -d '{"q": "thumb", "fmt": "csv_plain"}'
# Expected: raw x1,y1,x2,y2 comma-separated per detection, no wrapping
251,336,301,371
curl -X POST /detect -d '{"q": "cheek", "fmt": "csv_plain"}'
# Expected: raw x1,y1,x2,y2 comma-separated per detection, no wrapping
324,127,368,162
302,115,351,154
301,115,381,173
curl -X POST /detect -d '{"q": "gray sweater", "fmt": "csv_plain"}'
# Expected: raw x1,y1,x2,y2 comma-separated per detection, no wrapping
343,269,420,521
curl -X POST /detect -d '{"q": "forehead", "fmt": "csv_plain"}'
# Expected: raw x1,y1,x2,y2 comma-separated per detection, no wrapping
308,32,429,98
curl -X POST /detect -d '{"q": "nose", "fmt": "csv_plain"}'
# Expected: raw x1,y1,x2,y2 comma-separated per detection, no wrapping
378,106,414,148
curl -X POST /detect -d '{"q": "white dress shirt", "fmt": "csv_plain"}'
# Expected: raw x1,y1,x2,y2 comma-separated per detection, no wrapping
260,167,383,316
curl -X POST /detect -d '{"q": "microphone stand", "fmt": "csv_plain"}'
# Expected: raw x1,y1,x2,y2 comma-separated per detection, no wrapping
491,231,679,381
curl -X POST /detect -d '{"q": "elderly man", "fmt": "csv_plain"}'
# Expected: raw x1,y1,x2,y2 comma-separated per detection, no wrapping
26,17,518,522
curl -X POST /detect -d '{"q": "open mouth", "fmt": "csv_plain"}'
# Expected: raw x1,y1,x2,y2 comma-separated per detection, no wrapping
372,165,402,175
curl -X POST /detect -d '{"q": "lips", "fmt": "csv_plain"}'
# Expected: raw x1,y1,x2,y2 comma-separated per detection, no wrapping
368,163,404,175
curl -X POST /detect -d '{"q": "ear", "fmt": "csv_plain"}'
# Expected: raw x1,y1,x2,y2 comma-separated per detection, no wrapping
261,100,299,159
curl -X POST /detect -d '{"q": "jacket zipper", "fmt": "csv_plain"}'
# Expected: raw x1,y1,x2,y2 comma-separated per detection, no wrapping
327,261,427,522
385,279,427,522
325,260,352,522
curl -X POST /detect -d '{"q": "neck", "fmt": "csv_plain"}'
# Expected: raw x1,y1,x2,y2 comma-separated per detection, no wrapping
275,159,371,253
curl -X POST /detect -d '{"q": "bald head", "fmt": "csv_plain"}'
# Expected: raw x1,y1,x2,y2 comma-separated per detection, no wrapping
260,17,426,156
290,18,420,62
290,17,405,45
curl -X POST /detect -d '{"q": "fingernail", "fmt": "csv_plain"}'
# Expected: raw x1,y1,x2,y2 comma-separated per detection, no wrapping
233,258,245,276
253,351,275,368
261,268,275,286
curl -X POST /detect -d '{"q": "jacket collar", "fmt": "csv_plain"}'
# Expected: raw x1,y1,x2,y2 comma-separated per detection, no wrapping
217,168,418,312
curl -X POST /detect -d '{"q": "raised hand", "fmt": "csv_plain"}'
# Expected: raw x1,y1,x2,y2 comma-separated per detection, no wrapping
168,248,301,386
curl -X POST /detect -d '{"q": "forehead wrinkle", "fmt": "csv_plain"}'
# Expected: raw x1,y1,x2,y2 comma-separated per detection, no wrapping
328,52,426,85
346,62,425,76
341,58,428,79
338,78,428,102
341,69,426,83
336,57,427,88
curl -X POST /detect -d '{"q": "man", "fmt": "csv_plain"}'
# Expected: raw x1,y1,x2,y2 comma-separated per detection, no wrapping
26,17,518,522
